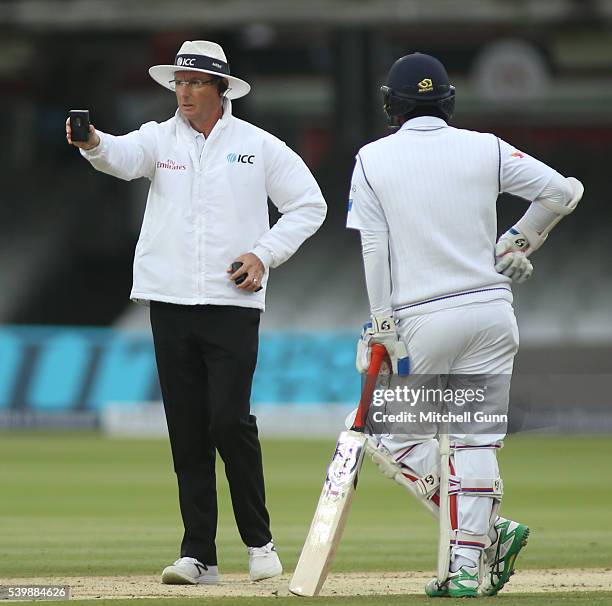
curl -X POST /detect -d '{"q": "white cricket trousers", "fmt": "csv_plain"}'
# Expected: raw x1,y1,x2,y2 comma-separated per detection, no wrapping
381,299,519,565
397,298,518,375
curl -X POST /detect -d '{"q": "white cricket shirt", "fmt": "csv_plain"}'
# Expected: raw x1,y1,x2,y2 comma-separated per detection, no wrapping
81,99,326,310
347,116,562,316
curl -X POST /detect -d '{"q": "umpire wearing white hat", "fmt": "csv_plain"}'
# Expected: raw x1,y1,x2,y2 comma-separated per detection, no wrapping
67,40,326,584
149,40,251,99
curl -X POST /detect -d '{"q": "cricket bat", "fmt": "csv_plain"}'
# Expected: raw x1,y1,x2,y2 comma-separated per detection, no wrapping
289,343,387,597
436,427,452,587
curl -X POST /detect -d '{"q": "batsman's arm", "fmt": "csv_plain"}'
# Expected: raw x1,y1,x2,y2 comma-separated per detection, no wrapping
503,175,583,255
346,154,408,371
497,138,584,255
360,229,392,316
346,155,392,315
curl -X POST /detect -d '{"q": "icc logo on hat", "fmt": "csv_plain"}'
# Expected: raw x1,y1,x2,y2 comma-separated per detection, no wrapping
176,57,196,67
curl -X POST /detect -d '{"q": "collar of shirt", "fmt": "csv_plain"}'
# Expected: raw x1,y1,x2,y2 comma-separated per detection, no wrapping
190,126,206,155
400,116,448,131
191,128,206,156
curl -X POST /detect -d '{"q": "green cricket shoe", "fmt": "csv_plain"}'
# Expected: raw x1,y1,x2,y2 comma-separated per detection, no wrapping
480,517,530,596
424,578,448,598
425,565,479,598
448,565,479,598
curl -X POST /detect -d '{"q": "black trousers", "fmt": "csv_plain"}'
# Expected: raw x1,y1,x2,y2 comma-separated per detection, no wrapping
150,302,272,565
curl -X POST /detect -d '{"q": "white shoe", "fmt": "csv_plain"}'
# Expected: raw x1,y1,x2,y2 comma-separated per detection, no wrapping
161,557,220,585
248,541,283,581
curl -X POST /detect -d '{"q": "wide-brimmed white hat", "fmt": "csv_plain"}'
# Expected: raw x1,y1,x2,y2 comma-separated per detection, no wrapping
149,40,251,100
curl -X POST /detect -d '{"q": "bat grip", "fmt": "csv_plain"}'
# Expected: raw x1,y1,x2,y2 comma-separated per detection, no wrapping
351,344,386,432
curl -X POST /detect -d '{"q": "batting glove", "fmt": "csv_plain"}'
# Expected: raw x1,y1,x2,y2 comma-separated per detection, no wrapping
494,232,534,284
356,315,410,376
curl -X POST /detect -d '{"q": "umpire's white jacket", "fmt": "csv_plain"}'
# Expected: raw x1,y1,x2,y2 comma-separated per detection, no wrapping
81,99,326,310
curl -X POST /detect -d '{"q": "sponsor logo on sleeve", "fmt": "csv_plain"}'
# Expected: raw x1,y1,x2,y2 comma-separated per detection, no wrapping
510,151,524,158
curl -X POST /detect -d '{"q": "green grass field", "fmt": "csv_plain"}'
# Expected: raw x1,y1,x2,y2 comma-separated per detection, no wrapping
51,595,612,606
1,433,611,605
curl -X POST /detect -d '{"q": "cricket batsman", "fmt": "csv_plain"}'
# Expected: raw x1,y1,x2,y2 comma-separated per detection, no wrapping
346,52,583,597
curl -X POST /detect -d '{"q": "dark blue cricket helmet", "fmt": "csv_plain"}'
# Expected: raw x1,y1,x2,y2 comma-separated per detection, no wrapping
381,52,455,125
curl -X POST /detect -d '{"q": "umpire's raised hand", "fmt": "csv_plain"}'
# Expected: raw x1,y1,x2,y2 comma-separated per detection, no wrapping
65,117,100,151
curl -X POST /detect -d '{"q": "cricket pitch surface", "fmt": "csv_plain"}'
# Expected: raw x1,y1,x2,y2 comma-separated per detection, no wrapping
4,569,612,599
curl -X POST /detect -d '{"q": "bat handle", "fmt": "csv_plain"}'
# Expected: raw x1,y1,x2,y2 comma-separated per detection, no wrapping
367,344,387,376
352,343,387,432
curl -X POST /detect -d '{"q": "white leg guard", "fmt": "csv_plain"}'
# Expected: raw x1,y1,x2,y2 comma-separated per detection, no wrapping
436,441,504,586
448,444,504,577
365,439,440,518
